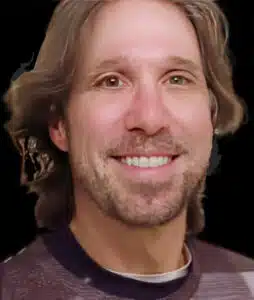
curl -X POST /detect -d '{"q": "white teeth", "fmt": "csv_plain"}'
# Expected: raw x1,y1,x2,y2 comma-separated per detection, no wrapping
121,156,171,168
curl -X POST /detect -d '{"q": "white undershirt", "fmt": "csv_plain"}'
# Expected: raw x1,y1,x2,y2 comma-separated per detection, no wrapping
104,244,192,283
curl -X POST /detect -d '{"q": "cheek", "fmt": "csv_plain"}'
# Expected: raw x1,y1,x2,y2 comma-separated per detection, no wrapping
185,109,213,137
186,112,213,166
168,96,213,161
78,92,129,134
68,95,126,151
184,105,213,150
168,100,213,138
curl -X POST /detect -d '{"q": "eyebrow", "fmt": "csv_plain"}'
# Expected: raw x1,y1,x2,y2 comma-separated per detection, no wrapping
88,55,203,76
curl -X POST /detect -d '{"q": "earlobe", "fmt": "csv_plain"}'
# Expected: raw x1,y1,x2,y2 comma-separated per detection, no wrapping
49,120,69,152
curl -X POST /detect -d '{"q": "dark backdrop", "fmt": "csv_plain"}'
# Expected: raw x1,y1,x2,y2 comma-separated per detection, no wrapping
1,0,253,262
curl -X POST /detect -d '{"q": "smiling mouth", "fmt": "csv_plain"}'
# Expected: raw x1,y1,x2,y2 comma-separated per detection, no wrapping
112,155,179,168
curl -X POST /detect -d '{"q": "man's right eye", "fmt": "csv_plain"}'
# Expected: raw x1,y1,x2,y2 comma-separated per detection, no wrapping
97,75,124,88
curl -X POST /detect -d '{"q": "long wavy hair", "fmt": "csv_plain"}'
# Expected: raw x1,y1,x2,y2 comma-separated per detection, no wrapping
4,0,246,233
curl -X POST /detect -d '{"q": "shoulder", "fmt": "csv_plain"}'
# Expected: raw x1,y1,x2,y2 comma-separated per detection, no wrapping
189,239,254,297
1,236,51,273
192,238,254,272
0,236,55,299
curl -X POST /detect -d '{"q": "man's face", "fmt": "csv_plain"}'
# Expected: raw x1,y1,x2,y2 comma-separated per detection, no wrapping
64,0,213,227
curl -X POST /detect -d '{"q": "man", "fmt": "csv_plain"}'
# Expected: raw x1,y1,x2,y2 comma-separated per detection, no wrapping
1,0,253,299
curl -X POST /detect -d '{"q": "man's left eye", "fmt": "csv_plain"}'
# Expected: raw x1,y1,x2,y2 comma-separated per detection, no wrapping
169,75,189,85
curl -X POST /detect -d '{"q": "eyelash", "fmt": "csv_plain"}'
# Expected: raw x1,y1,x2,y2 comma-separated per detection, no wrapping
164,70,194,85
94,72,193,88
94,74,126,88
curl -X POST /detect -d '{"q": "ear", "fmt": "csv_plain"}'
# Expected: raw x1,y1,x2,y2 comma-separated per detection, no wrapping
49,119,68,152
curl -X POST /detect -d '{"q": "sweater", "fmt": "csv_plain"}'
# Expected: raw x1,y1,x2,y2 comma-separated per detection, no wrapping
1,226,254,300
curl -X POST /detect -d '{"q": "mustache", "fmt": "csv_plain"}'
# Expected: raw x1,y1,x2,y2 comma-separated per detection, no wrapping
105,131,188,157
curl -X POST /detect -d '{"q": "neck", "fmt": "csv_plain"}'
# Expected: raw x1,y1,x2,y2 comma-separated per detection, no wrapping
70,197,187,275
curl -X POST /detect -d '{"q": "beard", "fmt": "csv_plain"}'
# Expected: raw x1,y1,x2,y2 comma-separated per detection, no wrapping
70,132,210,230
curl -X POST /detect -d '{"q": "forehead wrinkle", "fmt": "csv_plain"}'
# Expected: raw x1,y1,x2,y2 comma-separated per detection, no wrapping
86,54,204,76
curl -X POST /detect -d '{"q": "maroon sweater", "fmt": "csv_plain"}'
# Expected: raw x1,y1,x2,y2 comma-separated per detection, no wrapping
1,226,254,299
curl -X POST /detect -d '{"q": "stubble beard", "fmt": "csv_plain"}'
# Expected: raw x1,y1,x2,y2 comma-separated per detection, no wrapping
73,155,208,229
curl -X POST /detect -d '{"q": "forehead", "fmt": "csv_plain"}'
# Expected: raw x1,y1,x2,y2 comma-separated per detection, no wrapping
80,0,203,70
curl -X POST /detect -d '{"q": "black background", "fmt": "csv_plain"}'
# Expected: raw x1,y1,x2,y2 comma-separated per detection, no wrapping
1,0,253,262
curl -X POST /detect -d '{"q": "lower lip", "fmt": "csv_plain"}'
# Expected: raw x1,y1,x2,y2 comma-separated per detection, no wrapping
111,156,179,181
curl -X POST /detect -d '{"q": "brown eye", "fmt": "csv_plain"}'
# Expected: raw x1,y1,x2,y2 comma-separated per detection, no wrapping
101,75,124,88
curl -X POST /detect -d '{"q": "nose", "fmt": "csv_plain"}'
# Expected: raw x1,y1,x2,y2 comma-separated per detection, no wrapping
124,82,169,135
